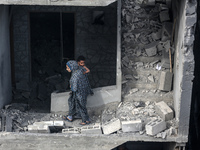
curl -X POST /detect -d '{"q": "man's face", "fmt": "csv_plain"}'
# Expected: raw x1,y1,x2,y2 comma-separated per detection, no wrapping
78,60,85,66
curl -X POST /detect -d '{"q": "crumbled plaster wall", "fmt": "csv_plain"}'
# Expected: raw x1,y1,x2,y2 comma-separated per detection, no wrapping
172,0,196,138
0,6,12,109
12,3,117,88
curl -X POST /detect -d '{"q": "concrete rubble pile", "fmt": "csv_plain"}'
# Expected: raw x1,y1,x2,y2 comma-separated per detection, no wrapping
0,100,178,139
121,0,174,99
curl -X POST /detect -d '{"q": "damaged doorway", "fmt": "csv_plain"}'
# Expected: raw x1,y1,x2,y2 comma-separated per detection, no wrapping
29,12,75,111
30,12,75,80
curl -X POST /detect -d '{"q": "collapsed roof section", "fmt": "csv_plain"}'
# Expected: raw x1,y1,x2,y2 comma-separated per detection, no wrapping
0,0,117,6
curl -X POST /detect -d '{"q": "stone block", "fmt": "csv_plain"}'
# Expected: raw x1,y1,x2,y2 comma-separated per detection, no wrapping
186,3,196,15
159,11,170,22
33,121,54,126
53,121,64,126
145,119,166,136
121,120,142,132
5,116,12,132
102,118,121,135
155,101,174,121
37,125,50,133
145,41,159,56
28,124,50,133
158,71,173,91
28,125,38,133
186,14,197,27
62,128,80,134
81,124,102,134
161,48,170,69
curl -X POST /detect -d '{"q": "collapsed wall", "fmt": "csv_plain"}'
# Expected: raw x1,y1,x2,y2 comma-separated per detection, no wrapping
121,0,174,103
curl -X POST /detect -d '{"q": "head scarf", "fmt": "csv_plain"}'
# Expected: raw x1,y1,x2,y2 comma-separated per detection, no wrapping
66,60,79,73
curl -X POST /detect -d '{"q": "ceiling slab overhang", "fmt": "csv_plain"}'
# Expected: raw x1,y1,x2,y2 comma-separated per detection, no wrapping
0,0,117,6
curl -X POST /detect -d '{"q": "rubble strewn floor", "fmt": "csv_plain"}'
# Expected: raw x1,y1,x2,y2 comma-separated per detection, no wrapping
0,100,178,139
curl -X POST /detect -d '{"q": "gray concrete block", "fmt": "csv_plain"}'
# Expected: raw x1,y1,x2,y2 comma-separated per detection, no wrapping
53,121,64,126
186,14,197,27
28,124,50,133
155,101,174,121
81,124,102,134
159,11,170,22
33,121,54,126
145,119,166,136
5,116,12,132
158,71,173,91
145,41,159,56
28,125,38,133
62,128,80,134
121,120,142,132
37,125,50,133
102,118,121,135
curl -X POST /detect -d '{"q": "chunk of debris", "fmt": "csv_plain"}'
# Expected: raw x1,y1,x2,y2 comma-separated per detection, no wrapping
148,75,155,82
129,88,139,94
159,11,170,22
122,120,143,132
102,118,121,135
155,101,174,121
158,71,173,91
81,124,102,134
145,42,159,56
145,119,166,135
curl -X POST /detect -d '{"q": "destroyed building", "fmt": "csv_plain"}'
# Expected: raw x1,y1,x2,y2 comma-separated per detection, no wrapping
0,0,199,149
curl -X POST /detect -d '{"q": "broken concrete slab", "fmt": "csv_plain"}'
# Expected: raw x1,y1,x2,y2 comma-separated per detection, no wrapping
121,120,142,132
159,11,170,22
155,101,174,121
161,22,172,42
102,118,121,135
145,42,159,56
158,71,173,91
151,29,162,41
145,119,166,136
